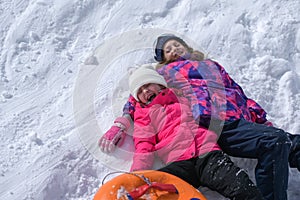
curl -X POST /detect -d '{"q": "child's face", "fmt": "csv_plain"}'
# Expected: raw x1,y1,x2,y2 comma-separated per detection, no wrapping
137,83,162,104
163,39,188,62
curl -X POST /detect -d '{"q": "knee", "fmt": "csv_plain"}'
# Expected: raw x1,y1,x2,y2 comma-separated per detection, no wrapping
268,129,291,147
260,129,291,152
226,170,264,199
275,130,291,145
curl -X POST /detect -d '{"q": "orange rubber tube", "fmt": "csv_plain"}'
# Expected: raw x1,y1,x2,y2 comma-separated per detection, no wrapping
94,170,206,200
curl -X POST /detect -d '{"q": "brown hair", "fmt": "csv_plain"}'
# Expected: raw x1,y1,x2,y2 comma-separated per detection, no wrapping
155,45,206,69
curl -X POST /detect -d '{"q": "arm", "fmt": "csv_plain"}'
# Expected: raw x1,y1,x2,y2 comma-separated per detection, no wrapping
130,109,156,172
122,94,138,119
247,99,272,125
212,60,269,124
98,95,138,153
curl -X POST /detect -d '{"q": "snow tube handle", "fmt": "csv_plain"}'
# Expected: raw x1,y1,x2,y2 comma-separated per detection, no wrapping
127,182,178,199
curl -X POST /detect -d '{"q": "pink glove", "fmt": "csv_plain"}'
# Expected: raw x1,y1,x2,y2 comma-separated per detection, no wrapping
98,117,131,153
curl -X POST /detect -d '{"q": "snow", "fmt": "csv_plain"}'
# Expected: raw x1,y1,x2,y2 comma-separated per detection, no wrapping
0,0,299,199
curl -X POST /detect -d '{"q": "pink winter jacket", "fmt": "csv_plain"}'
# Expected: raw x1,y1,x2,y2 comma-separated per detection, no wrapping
130,88,220,171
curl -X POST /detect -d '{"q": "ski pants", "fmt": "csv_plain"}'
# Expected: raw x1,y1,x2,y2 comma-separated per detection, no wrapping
289,134,300,171
158,151,264,200
217,118,293,200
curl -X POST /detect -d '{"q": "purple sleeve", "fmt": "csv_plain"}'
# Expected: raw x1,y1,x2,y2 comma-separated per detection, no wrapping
122,95,137,119
213,60,268,123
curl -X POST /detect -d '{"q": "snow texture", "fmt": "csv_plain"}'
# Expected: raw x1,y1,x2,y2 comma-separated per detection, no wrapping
0,0,300,199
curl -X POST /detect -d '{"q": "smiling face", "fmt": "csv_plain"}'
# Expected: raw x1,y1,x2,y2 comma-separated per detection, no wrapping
137,83,164,104
163,39,189,62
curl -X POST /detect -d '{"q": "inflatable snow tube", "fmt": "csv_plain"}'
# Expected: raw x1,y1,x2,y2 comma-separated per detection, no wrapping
94,170,206,200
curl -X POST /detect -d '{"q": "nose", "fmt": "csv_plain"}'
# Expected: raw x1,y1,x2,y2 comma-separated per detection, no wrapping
170,47,177,55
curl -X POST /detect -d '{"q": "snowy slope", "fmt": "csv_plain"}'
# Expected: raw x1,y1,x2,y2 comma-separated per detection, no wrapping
0,0,300,199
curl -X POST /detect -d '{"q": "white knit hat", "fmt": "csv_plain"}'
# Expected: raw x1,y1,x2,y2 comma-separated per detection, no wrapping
129,64,167,101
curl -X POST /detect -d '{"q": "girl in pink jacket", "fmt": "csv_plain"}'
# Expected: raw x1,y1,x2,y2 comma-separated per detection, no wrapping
128,64,263,200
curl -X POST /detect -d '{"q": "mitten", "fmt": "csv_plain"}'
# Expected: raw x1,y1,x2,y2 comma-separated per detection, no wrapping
98,116,131,153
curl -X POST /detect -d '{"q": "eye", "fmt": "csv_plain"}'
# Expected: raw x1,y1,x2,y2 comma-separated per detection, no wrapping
138,84,151,94
164,48,171,53
137,88,142,96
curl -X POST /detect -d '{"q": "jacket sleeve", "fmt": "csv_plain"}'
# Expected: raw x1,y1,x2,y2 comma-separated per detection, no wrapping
130,109,156,172
247,98,268,124
213,60,268,124
122,95,138,120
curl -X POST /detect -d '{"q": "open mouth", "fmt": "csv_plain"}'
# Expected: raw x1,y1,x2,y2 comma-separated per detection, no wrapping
148,94,156,102
146,94,157,104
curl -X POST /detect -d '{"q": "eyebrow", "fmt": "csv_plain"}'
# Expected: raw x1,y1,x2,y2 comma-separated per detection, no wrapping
164,41,179,50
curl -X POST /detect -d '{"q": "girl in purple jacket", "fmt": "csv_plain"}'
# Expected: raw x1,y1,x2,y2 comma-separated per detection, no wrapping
99,34,300,200
128,64,263,199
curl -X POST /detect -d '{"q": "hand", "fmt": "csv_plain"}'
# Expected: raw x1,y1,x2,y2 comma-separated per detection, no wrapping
99,126,126,153
98,116,131,153
264,120,273,127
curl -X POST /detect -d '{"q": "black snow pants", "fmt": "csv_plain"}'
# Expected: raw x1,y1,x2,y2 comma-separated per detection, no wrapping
158,150,263,200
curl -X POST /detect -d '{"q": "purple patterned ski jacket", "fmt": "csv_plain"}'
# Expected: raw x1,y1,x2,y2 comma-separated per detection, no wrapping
123,59,268,127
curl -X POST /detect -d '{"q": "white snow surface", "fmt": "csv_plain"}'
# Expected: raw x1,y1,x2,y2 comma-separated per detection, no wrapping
1,0,300,199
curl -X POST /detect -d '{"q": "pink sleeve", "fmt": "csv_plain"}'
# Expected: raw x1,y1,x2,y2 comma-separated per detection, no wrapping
130,109,156,171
